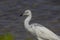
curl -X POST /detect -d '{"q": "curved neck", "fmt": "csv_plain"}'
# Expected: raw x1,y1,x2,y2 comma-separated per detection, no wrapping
24,14,32,27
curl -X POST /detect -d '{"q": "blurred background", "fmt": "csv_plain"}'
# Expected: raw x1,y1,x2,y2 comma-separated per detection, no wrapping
0,0,60,40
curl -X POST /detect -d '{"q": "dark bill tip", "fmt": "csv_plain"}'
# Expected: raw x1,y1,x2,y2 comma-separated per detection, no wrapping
20,13,23,16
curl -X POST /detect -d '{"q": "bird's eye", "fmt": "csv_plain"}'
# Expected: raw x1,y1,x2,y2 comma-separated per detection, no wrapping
26,12,29,13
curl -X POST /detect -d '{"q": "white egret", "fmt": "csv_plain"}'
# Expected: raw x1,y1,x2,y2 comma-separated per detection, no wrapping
20,10,60,40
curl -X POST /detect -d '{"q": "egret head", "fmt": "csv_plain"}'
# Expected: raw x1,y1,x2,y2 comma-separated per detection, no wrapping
23,10,31,16
20,10,31,16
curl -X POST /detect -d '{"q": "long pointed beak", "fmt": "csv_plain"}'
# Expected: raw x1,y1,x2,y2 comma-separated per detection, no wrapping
20,13,23,16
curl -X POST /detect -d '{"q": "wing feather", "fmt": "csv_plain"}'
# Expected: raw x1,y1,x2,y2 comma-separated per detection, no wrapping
31,23,60,40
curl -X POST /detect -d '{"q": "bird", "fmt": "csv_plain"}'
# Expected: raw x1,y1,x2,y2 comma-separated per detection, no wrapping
20,10,60,40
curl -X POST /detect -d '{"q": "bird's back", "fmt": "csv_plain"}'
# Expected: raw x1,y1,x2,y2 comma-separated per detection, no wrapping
31,23,60,40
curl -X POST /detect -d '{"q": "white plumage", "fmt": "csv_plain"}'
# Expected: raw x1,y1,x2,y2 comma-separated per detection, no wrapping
20,10,60,40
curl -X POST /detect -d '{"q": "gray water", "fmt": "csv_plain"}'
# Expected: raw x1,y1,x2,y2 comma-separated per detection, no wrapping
0,0,60,40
